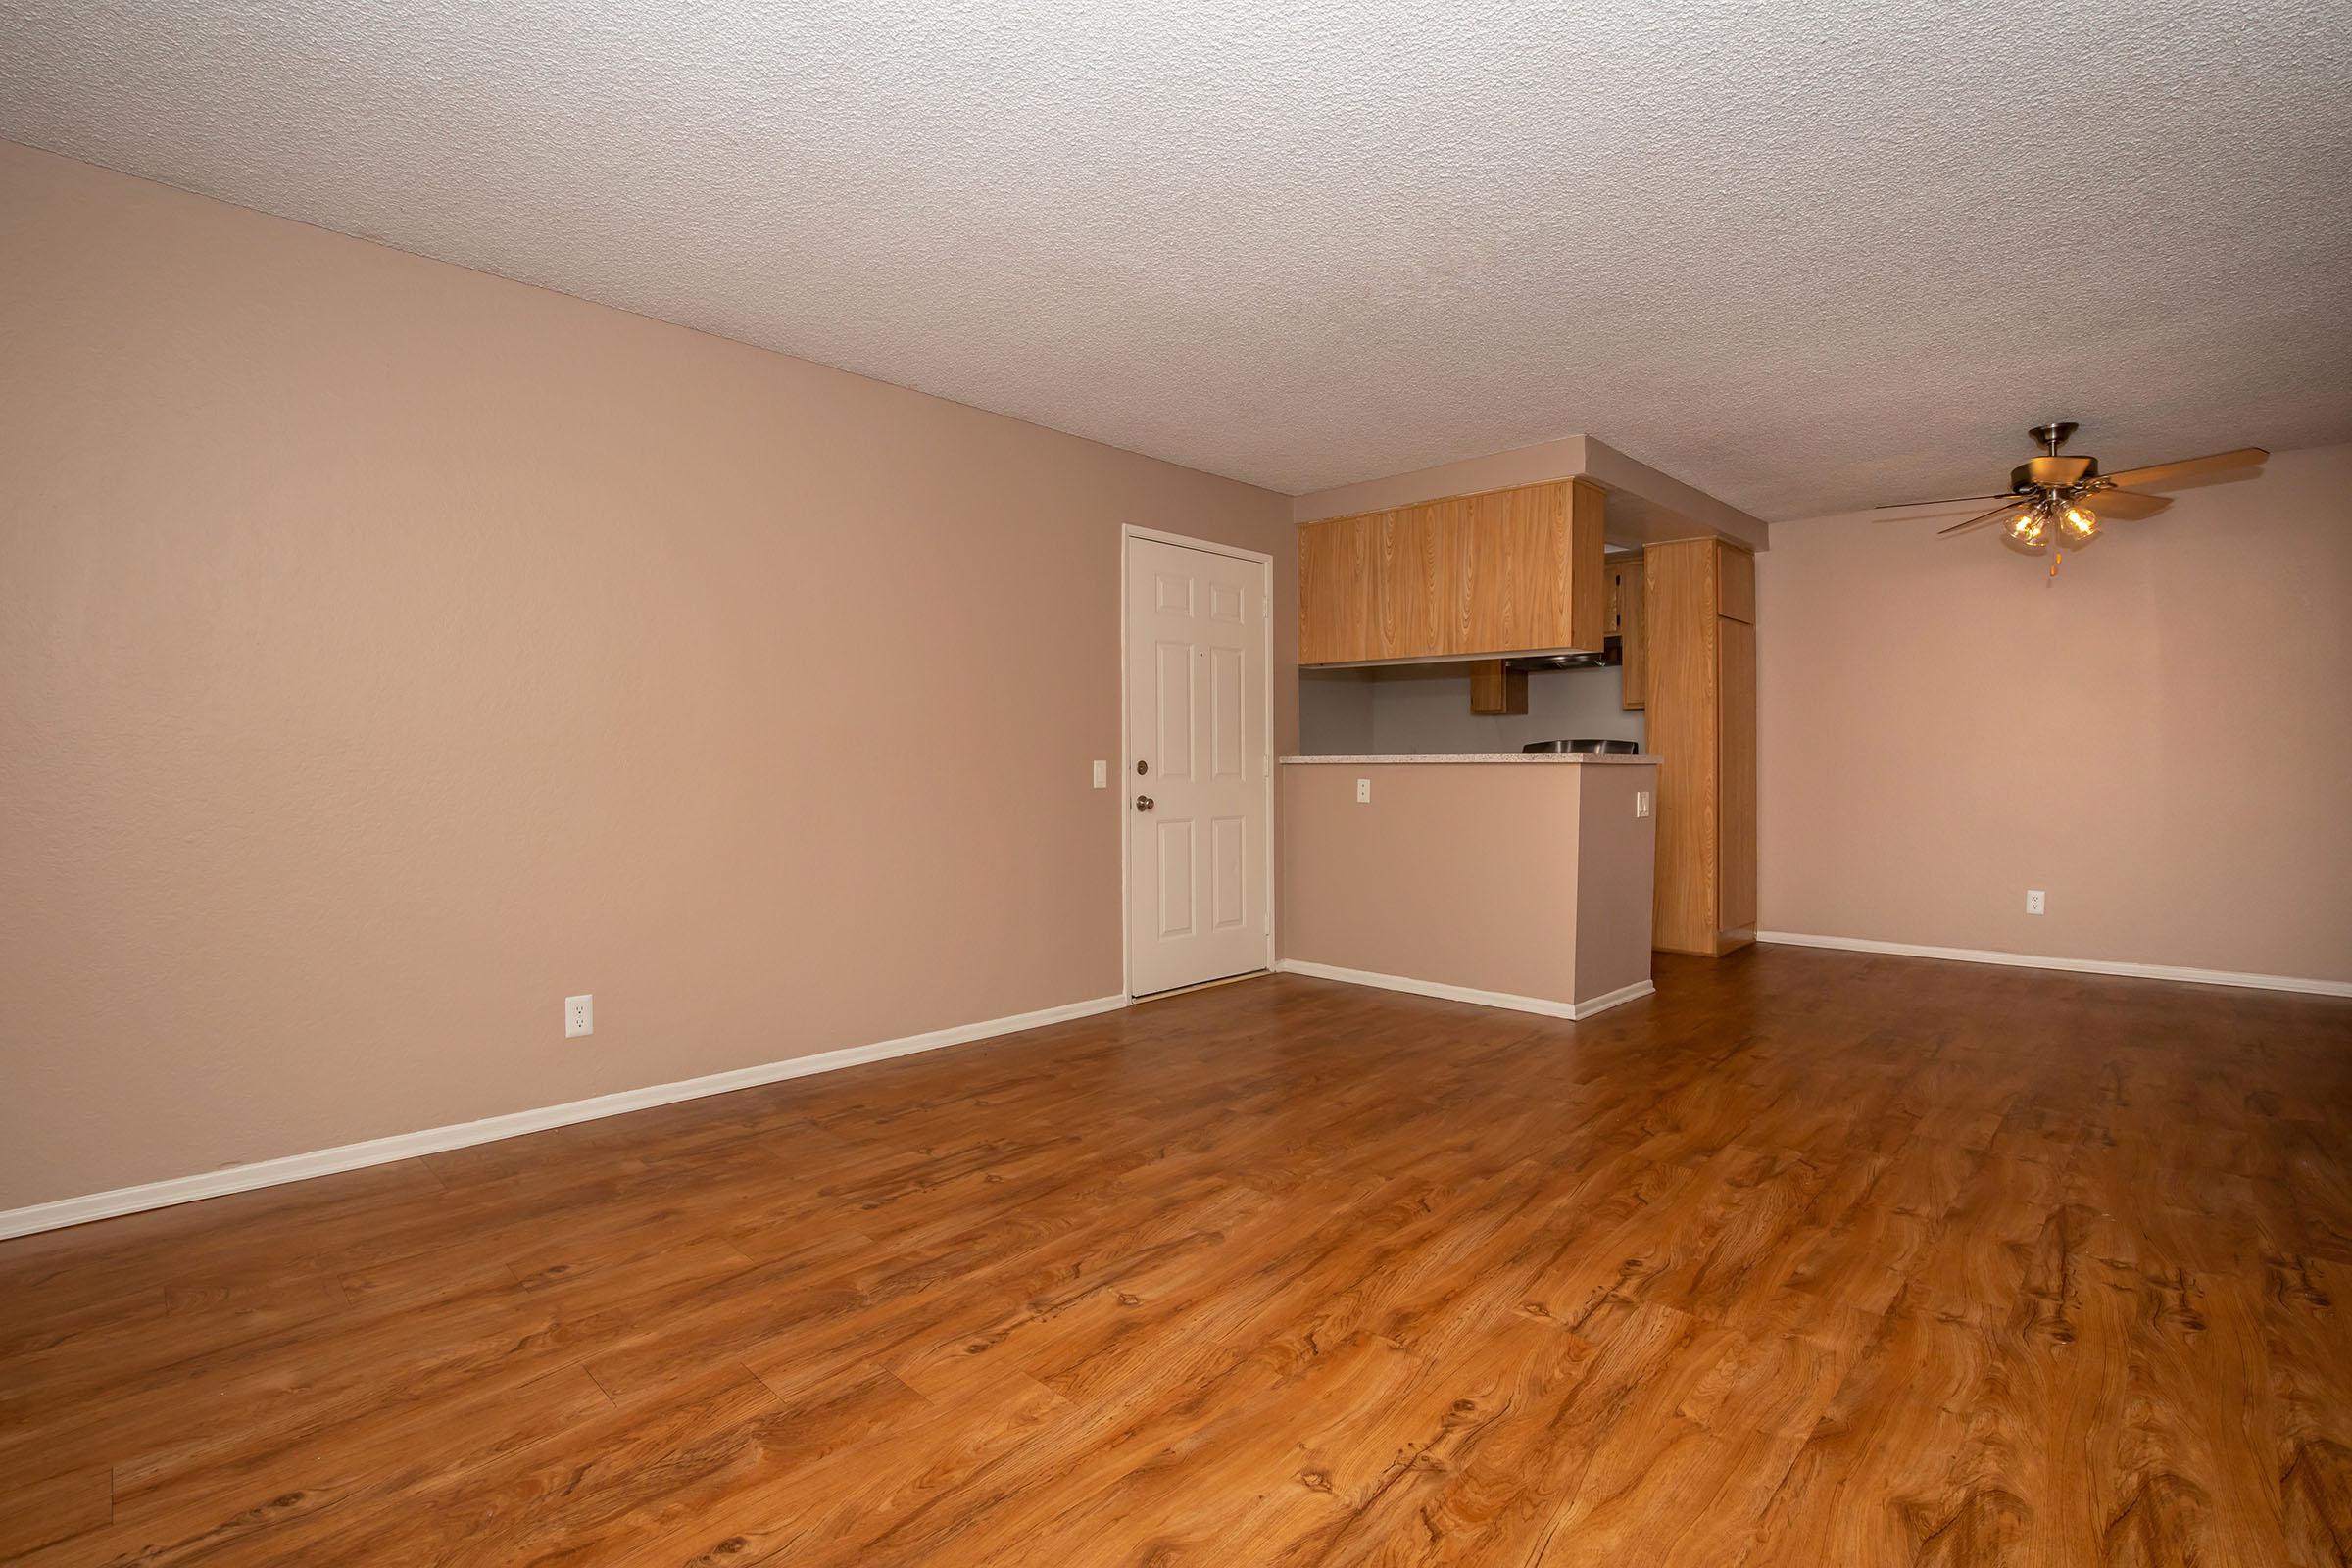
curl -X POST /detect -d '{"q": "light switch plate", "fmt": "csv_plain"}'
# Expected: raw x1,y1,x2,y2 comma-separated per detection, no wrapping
1092,760,1106,788
1636,790,1651,818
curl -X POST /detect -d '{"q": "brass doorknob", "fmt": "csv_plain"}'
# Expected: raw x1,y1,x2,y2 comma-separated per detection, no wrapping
1135,795,1155,811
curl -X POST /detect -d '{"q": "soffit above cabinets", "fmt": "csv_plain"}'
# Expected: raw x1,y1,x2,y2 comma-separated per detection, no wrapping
1293,435,1770,553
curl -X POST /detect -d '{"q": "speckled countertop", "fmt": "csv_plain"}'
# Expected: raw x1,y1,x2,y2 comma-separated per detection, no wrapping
1277,753,1658,765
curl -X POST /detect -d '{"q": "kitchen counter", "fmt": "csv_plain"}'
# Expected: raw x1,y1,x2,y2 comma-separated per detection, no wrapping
1279,753,1655,765
1278,754,1658,1020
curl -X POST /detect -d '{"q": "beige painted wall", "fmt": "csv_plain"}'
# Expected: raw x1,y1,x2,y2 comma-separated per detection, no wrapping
1572,764,1660,999
0,143,1296,1209
1279,761,1655,1008
1756,442,2352,984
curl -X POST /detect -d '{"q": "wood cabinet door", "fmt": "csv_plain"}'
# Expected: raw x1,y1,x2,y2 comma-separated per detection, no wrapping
1617,558,1646,709
1375,501,1461,660
1298,514,1374,664
1644,540,1722,954
1455,480,1603,656
1458,485,1564,655
1716,615,1757,935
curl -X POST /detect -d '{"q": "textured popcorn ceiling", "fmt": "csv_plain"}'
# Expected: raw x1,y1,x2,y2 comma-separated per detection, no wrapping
4,2,2349,516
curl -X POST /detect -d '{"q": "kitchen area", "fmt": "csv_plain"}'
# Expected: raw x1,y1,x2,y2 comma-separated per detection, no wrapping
1278,443,1761,1018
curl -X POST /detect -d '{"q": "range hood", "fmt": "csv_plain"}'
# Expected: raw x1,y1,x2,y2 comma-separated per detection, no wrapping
1504,636,1622,673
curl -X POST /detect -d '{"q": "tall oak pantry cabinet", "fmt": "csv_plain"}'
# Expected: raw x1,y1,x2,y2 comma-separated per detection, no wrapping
1642,538,1757,956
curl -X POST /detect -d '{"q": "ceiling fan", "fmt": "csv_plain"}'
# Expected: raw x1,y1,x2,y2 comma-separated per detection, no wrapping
1878,423,2268,575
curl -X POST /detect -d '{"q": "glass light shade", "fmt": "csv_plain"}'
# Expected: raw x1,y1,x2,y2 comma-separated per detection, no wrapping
2061,505,2098,542
2006,508,2048,545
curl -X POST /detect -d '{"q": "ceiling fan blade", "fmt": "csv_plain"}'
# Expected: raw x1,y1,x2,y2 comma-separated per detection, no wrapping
1937,500,2031,537
1874,492,2015,511
2101,447,2269,489
2082,489,2173,520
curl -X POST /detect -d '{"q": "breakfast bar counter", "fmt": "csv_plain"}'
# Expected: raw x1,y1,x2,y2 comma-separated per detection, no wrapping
1277,755,1659,1019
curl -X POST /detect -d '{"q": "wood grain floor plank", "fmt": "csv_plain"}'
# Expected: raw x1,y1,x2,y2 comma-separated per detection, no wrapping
0,1465,110,1560
13,1366,618,1568
2,951,2345,1566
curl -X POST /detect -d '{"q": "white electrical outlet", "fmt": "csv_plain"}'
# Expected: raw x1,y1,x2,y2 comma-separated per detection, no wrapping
565,994,594,1038
1635,790,1652,818
1355,777,1371,803
1092,760,1106,788
2026,890,2046,915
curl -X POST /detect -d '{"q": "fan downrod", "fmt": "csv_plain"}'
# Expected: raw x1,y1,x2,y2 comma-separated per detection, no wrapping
2028,421,2079,454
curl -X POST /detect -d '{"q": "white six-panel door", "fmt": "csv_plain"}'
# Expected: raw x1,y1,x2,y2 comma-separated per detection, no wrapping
1125,535,1269,997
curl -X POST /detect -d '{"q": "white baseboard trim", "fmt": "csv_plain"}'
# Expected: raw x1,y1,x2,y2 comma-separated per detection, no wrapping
1754,932,2352,999
1274,960,1656,1021
1572,977,1661,1017
0,993,1129,1242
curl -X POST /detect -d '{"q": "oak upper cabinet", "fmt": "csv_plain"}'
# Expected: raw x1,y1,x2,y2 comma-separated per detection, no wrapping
1298,479,1604,664
1298,512,1377,664
1375,498,1461,660
1606,555,1646,709
1644,538,1757,957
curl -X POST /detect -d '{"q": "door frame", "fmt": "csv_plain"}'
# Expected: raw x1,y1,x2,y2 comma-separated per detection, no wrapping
1118,524,1278,1000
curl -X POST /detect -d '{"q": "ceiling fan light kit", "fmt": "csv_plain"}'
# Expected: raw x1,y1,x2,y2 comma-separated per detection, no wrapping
1879,422,2269,577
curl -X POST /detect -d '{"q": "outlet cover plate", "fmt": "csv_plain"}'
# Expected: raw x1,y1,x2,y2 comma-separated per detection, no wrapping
565,994,594,1038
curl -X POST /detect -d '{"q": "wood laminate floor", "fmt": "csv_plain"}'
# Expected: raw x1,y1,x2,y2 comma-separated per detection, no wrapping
3,948,2349,1566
